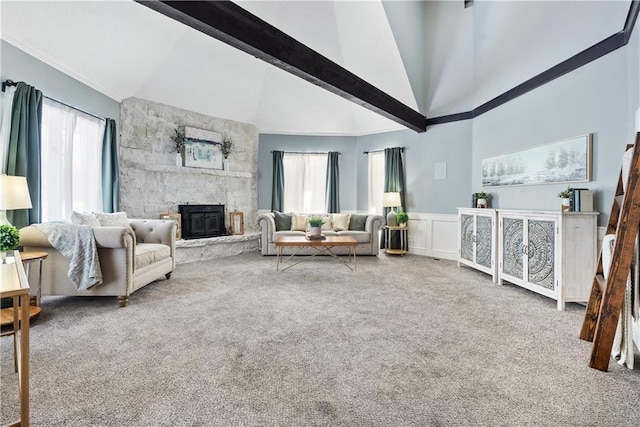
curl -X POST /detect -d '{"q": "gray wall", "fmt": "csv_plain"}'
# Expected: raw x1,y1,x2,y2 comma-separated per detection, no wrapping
257,134,359,211
355,123,472,214
0,40,120,122
471,32,636,226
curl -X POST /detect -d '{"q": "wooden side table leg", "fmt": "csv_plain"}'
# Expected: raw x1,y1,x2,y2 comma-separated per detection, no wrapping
12,296,18,373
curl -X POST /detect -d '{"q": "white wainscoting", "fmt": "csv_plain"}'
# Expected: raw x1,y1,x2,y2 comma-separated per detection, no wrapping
406,212,459,260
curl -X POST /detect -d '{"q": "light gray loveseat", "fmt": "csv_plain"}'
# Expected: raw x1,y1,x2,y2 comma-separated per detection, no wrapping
19,219,176,307
257,212,384,256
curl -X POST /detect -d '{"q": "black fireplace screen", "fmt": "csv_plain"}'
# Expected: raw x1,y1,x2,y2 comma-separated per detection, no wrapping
178,204,227,239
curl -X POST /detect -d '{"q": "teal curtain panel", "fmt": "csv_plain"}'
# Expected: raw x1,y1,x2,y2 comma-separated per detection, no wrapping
271,150,284,212
7,82,42,228
382,147,406,250
325,151,340,213
101,118,119,213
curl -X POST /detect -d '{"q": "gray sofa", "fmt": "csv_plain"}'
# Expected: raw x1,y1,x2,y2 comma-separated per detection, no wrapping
19,219,176,307
257,212,384,256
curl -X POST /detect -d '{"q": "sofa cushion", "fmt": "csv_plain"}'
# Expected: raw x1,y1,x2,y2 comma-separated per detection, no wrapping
273,211,292,231
337,230,371,243
331,213,351,231
349,214,368,231
71,211,100,226
95,212,130,227
135,243,171,269
291,213,308,231
317,214,332,231
273,230,305,242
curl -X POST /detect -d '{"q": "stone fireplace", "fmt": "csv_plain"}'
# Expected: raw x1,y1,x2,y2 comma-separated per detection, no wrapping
118,97,258,234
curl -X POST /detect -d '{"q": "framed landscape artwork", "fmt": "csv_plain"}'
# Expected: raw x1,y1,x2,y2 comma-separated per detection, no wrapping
482,134,592,187
184,127,223,169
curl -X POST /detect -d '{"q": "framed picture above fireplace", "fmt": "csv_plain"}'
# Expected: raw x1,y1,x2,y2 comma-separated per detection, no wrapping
184,126,223,169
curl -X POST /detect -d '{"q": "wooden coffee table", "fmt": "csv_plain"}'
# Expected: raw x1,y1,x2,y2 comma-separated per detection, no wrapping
275,235,358,271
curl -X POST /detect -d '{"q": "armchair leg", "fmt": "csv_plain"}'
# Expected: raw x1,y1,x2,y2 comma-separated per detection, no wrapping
165,272,172,280
117,296,128,307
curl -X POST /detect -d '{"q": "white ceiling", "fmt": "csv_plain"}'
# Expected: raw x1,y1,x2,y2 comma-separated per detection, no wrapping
0,0,418,136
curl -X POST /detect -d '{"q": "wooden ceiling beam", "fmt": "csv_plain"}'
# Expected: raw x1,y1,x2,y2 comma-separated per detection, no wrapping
136,0,427,133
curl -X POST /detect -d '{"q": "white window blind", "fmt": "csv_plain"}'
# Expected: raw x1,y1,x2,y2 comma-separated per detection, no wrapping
368,151,385,214
283,153,327,213
41,98,105,222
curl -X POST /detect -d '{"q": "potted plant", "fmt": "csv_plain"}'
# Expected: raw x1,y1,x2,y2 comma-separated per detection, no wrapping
476,192,490,208
396,211,409,228
558,188,571,211
0,224,20,264
170,127,186,166
308,216,324,237
221,136,234,170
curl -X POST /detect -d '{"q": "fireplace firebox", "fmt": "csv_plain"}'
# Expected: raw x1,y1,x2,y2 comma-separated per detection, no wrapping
179,204,227,239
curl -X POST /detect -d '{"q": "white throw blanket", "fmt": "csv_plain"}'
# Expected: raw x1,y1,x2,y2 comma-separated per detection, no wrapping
35,222,103,290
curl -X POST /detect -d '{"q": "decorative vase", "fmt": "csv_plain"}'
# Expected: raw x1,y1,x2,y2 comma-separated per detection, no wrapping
386,210,398,226
175,153,182,167
399,222,407,228
477,198,487,208
309,226,322,237
561,198,570,212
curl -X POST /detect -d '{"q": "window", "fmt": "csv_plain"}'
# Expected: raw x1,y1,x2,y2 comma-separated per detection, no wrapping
41,98,105,222
368,151,384,214
283,153,327,212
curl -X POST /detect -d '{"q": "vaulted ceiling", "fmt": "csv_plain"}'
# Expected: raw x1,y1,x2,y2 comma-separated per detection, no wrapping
0,1,634,136
1,0,418,136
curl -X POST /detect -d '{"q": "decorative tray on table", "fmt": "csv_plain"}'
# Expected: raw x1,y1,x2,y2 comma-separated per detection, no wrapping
305,233,326,241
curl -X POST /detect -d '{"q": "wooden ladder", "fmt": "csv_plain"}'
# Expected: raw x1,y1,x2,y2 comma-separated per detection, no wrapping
580,133,640,371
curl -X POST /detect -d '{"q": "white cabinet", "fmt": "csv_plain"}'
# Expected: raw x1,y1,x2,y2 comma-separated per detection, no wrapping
458,208,498,282
497,210,598,311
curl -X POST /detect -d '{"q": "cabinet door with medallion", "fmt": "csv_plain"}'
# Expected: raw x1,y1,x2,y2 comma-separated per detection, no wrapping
498,210,597,311
458,208,497,282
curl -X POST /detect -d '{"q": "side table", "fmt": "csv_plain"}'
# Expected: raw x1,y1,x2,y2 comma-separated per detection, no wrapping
0,250,31,426
384,225,408,256
0,251,46,327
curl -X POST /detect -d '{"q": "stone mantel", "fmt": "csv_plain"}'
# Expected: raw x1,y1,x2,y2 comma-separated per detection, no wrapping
119,97,258,232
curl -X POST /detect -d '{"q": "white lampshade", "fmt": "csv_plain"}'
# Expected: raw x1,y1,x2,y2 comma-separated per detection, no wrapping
0,174,32,226
382,192,401,208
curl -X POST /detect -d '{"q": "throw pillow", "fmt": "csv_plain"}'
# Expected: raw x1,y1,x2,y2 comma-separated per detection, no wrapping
94,212,130,227
349,214,368,231
319,214,332,231
273,211,292,231
331,213,351,231
290,213,308,231
71,211,100,226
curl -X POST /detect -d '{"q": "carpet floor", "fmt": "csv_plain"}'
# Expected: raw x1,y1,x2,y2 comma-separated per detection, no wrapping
1,252,639,426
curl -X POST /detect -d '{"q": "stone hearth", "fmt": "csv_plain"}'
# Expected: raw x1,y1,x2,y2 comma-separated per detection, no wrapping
175,233,260,264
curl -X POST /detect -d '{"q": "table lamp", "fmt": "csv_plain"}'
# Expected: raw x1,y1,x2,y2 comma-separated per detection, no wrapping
383,192,401,226
0,174,33,227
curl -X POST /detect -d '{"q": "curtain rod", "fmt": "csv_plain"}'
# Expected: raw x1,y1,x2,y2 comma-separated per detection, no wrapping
44,95,104,122
2,79,105,121
1,79,18,92
271,151,340,155
363,147,405,154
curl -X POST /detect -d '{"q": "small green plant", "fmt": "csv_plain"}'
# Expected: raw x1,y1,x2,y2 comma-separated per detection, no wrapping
557,188,571,199
221,136,234,159
308,216,325,227
170,127,186,154
476,192,490,200
0,225,20,252
396,212,409,224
